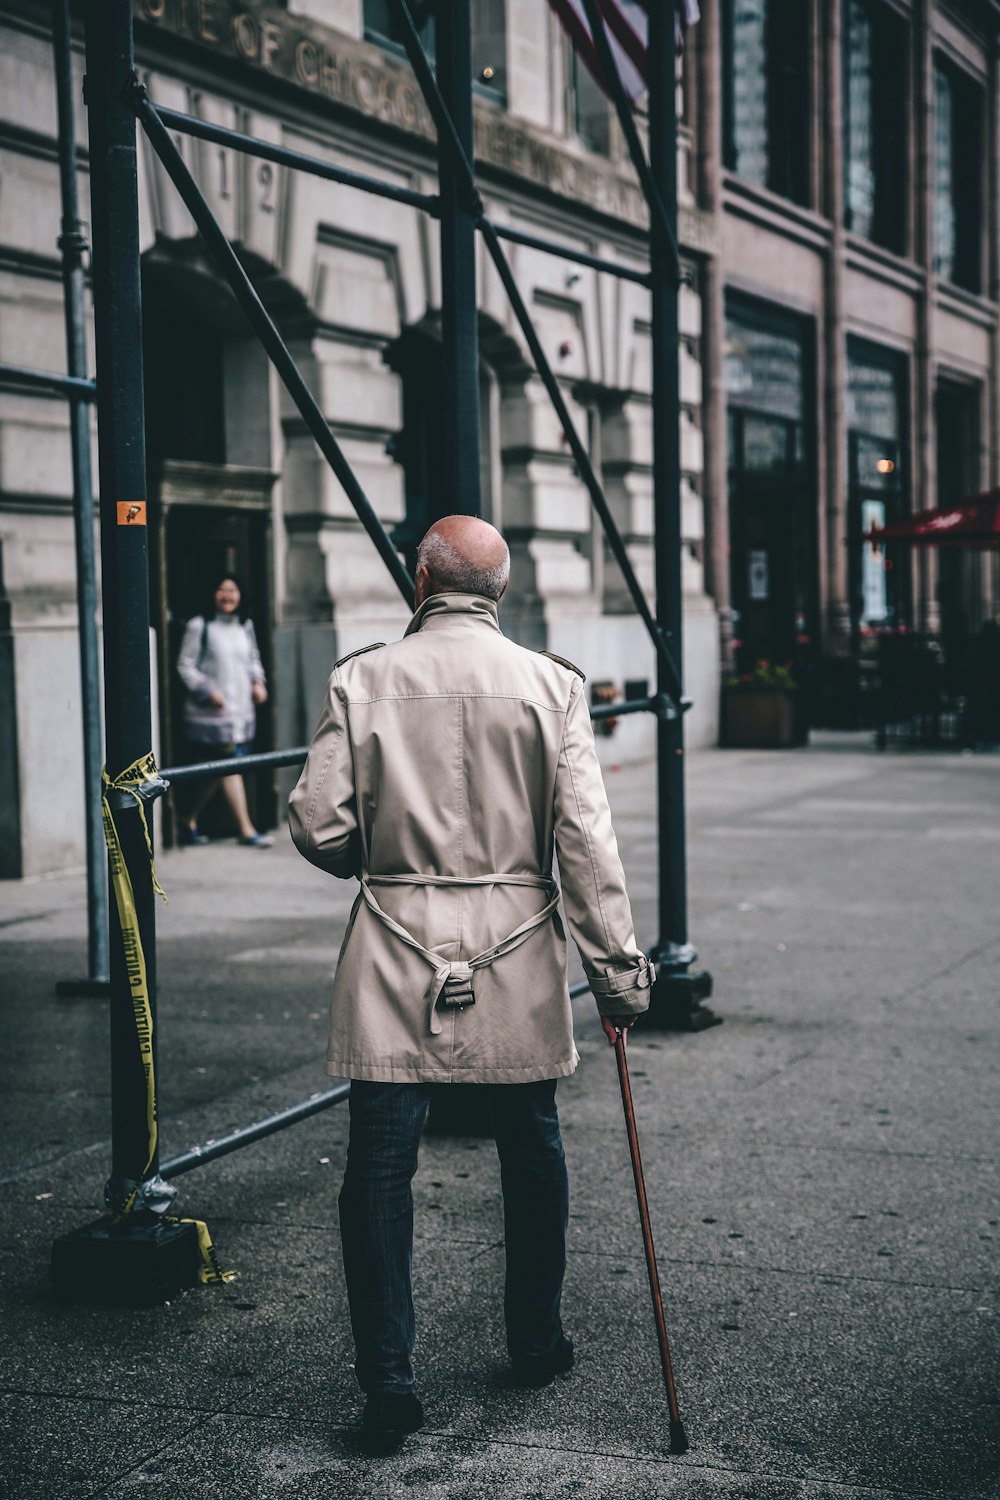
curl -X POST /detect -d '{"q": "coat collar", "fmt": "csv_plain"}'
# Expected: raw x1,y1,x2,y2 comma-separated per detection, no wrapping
404,591,503,637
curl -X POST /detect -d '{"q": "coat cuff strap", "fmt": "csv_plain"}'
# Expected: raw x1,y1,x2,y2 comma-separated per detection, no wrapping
589,956,655,1015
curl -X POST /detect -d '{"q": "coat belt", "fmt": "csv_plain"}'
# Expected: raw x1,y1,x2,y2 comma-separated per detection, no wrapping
360,873,561,1036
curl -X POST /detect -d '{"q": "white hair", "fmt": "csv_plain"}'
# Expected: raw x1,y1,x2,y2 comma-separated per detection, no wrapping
416,525,510,601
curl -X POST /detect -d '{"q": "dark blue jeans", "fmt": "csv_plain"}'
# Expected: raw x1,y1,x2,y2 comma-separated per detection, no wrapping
339,1079,570,1396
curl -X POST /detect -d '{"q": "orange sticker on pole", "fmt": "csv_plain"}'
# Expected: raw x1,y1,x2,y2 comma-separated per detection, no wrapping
117,501,147,526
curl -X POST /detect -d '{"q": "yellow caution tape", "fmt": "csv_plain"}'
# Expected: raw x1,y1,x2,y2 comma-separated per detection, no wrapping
101,752,235,1285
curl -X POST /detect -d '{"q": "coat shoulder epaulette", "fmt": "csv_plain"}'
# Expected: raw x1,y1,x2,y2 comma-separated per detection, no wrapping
538,649,586,683
333,642,386,671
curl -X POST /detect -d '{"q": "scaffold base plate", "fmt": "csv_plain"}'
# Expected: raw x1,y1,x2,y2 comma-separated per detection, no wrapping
50,1215,200,1306
642,968,720,1031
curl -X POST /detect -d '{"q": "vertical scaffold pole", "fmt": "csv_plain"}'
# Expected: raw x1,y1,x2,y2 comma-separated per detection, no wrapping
52,0,111,1000
51,0,199,1303
426,0,488,1134
648,6,714,1026
435,0,482,519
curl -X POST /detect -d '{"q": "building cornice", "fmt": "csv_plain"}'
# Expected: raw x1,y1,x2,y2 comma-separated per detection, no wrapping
721,174,832,255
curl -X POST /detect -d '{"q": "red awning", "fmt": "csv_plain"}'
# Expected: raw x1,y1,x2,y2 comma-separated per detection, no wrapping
863,491,1000,548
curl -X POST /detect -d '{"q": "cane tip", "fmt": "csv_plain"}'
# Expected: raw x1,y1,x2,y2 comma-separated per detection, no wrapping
669,1417,689,1455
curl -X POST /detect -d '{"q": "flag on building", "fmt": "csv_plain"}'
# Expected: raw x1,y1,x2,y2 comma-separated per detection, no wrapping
547,0,700,102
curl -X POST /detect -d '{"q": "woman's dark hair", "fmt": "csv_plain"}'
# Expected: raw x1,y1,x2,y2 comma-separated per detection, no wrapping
202,572,248,622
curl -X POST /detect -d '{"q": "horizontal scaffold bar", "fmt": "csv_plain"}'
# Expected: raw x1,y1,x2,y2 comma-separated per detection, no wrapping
155,106,441,215
159,976,594,1178
489,220,650,287
158,697,661,785
157,108,652,287
0,363,97,400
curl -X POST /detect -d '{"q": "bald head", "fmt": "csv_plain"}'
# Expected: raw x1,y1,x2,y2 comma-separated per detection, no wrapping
415,516,510,606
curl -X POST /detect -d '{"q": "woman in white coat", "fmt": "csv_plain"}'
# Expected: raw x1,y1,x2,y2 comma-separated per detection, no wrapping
175,574,271,847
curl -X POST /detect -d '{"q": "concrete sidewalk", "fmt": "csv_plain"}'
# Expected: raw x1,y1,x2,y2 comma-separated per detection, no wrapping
1,735,997,1498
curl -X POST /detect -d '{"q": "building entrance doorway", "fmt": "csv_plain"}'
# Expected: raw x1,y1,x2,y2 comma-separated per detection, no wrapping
161,502,274,839
725,299,816,683
141,254,278,841
729,462,808,669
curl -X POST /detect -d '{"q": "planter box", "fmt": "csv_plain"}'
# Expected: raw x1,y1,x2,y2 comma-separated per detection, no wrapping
722,688,801,748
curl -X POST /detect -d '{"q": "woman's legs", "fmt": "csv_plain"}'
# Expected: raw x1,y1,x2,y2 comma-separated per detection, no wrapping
219,764,258,838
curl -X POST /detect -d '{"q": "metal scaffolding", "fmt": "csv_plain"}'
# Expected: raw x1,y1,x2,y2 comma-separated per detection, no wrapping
0,0,716,1302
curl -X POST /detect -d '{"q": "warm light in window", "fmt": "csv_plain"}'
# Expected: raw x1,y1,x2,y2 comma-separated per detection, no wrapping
876,458,895,474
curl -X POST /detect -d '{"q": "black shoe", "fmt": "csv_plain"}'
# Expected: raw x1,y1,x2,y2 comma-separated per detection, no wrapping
360,1392,424,1454
177,823,209,847
510,1334,574,1389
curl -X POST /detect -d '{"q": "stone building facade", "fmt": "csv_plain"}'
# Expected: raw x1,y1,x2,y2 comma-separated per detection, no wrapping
2,0,999,878
0,0,718,877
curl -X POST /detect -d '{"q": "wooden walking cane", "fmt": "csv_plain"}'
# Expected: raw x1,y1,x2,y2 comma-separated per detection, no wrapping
614,1026,689,1454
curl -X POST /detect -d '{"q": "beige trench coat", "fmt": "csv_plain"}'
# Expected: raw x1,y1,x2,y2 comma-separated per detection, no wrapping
288,592,653,1083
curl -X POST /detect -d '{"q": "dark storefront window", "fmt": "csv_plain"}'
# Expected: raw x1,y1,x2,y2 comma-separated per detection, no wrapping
933,60,983,292
844,0,908,255
722,0,811,207
847,342,909,634
726,303,816,674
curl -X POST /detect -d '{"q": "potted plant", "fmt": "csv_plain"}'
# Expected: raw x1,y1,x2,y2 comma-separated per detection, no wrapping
722,660,804,749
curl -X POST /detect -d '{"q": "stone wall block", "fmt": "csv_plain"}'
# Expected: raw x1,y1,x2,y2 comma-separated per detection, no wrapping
142,73,198,240
679,284,702,338
502,459,590,533
0,292,66,372
287,0,363,36
240,111,287,270
681,477,704,542
193,94,241,243
526,537,592,601
318,525,410,618
680,343,701,405
315,339,401,429
680,410,703,474
0,29,86,143
0,150,61,259
282,430,403,524
601,399,652,468
312,240,401,338
501,377,587,455
505,0,552,128
0,416,72,500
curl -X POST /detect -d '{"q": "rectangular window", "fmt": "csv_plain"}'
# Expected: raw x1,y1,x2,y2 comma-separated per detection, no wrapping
933,60,983,292
722,0,811,207
844,0,908,255
365,1,507,103
847,341,909,630
571,42,611,154
365,0,435,55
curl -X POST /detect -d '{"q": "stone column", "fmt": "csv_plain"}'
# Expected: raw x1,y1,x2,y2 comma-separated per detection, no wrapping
695,0,732,669
823,0,850,649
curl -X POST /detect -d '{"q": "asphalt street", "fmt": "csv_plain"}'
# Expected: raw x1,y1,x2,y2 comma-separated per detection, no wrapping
0,733,997,1499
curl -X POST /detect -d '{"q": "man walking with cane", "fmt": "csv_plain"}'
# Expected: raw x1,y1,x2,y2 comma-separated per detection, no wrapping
289,516,653,1452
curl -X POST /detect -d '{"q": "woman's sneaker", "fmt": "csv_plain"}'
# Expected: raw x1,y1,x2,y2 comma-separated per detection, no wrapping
238,831,273,848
